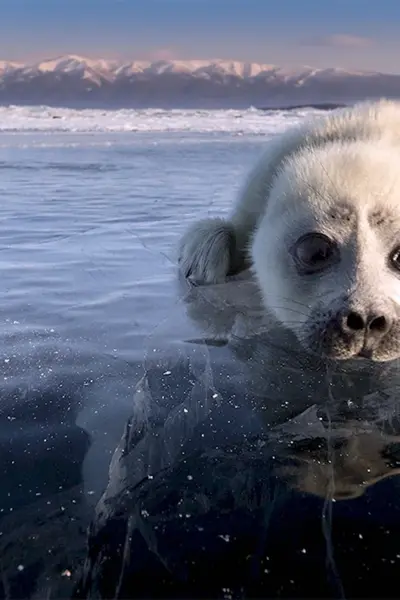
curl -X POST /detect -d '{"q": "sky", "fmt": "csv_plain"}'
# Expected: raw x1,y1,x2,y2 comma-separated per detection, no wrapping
1,0,400,72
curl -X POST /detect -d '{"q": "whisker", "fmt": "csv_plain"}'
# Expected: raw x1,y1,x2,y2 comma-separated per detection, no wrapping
271,297,310,310
266,306,309,318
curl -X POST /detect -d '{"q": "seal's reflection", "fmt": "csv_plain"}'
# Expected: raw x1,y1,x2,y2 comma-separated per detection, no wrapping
278,422,400,501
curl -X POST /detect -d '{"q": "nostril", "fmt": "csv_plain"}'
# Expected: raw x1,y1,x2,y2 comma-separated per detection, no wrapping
368,315,388,332
342,310,393,336
345,311,365,331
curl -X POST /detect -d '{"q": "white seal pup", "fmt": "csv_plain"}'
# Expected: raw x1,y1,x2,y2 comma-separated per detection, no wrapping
178,99,400,362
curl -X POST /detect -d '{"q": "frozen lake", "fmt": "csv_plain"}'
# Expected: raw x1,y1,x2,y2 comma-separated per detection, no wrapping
0,106,321,509
4,105,400,599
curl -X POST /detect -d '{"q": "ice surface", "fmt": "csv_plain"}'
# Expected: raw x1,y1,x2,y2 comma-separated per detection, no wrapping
0,116,283,598
1,106,400,599
78,271,400,598
0,104,323,134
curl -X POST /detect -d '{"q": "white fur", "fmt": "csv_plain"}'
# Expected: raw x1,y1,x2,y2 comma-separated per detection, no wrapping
178,99,400,360
179,99,400,283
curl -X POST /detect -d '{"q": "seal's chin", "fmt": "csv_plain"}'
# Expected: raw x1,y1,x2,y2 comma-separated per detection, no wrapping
283,322,400,363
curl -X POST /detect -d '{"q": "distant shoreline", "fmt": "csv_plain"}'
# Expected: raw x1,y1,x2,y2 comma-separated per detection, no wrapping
258,102,348,111
0,101,351,112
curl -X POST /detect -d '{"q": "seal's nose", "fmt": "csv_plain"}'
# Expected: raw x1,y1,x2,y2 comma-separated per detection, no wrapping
338,307,393,349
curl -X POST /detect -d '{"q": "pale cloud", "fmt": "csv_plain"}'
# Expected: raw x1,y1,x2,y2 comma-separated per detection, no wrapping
300,34,374,49
147,48,177,61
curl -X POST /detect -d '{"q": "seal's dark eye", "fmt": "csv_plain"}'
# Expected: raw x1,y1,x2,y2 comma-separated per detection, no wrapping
390,247,400,271
292,233,338,274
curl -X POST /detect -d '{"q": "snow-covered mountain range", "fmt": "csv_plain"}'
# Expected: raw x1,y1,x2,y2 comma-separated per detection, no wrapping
0,54,399,108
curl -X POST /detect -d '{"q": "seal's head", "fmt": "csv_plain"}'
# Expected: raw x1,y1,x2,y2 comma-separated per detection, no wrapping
252,139,400,362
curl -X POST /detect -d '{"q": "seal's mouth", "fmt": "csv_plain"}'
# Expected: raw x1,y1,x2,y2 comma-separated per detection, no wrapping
311,345,375,362
356,348,374,359
326,348,375,361
320,347,389,362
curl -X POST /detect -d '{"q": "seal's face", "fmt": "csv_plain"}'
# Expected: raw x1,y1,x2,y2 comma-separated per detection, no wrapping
252,140,400,361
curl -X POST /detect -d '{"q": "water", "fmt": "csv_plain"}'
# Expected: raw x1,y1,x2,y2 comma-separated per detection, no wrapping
3,106,400,599
0,108,314,597
0,106,321,499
